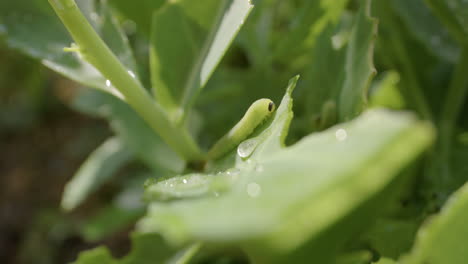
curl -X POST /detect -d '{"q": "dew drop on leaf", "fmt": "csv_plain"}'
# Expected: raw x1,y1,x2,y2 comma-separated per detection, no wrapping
247,182,261,198
335,128,347,141
237,137,259,158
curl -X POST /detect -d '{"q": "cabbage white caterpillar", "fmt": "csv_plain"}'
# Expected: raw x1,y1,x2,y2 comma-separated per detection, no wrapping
207,98,275,160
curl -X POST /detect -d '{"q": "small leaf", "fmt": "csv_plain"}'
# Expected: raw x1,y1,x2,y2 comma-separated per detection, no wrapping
61,137,132,211
150,0,253,120
72,232,199,264
81,205,143,242
425,0,468,44
273,0,350,61
338,0,377,120
401,182,468,264
369,71,406,110
71,89,184,173
302,0,377,127
392,0,459,62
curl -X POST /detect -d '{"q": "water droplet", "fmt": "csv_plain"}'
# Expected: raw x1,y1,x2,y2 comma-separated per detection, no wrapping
105,80,111,87
169,183,174,187
247,182,261,198
335,128,347,141
255,164,264,172
182,179,187,184
127,70,136,78
226,168,240,176
237,137,259,158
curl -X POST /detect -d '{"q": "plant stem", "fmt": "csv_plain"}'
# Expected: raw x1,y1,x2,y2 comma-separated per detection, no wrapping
438,47,468,182
425,0,467,45
385,18,433,121
48,0,202,161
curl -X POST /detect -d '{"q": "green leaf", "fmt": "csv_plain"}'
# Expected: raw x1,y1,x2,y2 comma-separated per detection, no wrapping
108,0,165,37
144,172,236,202
273,0,349,61
72,247,115,264
336,251,373,264
72,233,200,264
81,205,143,242
150,0,253,121
362,218,420,259
138,82,434,261
72,89,184,173
301,0,377,127
369,71,406,110
0,0,137,98
338,0,377,120
425,0,468,44
392,0,459,63
375,258,397,264
61,137,133,211
401,182,468,264
145,76,300,201
373,0,435,120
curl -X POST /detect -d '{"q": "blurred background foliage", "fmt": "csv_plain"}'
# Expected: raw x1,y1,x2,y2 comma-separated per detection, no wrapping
1,0,468,263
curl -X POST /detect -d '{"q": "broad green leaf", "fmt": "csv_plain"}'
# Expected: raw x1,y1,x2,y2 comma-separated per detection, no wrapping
61,137,133,211
301,0,377,129
72,247,115,264
144,171,236,201
138,86,434,261
150,0,253,121
392,0,459,63
0,0,137,98
425,0,468,44
401,182,468,264
273,0,349,62
145,76,299,201
72,89,184,173
72,233,200,264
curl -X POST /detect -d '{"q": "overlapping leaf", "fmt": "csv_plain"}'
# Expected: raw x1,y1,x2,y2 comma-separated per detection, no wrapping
401,182,468,264
0,0,136,97
150,0,253,120
139,77,434,263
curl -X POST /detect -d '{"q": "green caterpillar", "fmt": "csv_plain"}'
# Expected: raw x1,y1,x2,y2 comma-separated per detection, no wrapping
207,98,276,160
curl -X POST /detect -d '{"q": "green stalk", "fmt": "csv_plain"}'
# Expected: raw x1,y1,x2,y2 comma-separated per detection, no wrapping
385,19,432,121
425,0,467,45
438,48,468,178
48,0,202,161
